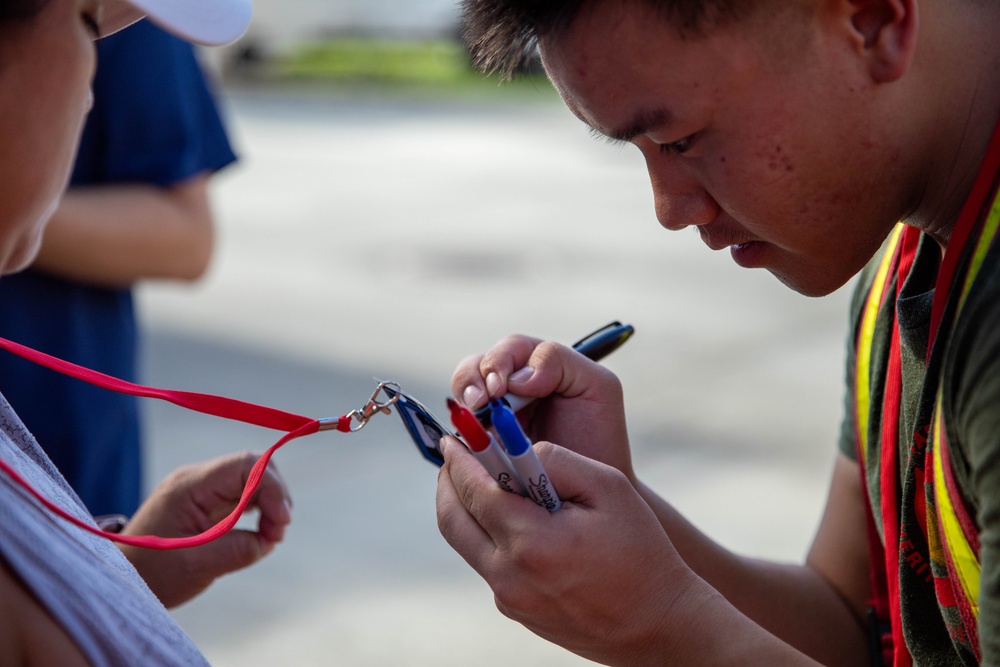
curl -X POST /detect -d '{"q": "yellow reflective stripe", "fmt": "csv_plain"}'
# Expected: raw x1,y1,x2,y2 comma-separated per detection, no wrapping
932,398,980,618
958,194,1000,312
856,224,905,460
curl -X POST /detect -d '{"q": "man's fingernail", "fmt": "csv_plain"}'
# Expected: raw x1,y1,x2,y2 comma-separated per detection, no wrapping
509,366,534,385
485,372,503,396
463,385,485,409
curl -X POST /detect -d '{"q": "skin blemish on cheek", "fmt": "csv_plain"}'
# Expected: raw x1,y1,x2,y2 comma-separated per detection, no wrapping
767,145,794,173
718,154,733,180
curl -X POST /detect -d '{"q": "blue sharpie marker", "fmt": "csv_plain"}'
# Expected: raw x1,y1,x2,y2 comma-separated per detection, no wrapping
489,398,561,512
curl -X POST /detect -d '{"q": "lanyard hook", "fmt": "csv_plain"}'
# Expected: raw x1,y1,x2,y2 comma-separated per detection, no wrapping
318,380,401,432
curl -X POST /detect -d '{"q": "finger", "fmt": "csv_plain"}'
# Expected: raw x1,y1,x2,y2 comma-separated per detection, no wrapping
247,460,293,544
451,352,488,409
477,334,545,402
440,435,548,540
187,452,291,540
510,341,623,407
436,436,510,577
192,528,275,581
187,451,258,507
533,442,632,509
452,334,544,410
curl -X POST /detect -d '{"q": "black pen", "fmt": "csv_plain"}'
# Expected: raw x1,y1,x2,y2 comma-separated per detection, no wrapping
475,321,634,427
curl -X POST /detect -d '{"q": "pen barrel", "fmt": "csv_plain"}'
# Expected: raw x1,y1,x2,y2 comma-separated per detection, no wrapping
508,448,561,512
573,323,634,360
501,394,531,413
473,442,527,496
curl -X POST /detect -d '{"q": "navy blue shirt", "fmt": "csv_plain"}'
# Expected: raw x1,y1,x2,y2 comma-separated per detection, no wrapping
0,20,236,516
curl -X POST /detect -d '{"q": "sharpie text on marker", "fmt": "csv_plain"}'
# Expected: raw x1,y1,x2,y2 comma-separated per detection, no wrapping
489,398,561,512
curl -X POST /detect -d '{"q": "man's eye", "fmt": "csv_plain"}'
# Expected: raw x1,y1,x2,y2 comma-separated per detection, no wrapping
659,135,695,155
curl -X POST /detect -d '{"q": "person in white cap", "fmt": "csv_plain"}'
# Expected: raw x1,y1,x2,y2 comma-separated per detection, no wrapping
0,1,293,664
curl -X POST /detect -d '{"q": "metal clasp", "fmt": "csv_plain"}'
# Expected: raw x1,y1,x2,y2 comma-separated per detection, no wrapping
318,380,402,432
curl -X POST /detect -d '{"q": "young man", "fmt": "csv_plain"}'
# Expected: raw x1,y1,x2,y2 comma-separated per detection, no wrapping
436,1,1000,665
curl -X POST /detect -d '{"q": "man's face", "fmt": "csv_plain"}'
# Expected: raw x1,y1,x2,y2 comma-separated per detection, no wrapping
540,1,913,296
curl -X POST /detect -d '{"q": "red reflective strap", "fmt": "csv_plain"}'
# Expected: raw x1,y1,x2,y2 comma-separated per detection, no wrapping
880,226,920,667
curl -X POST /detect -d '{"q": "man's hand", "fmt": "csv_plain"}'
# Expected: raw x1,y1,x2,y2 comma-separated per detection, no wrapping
437,436,692,664
452,333,636,481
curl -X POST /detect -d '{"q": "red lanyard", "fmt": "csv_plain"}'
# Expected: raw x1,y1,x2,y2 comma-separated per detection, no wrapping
0,336,357,550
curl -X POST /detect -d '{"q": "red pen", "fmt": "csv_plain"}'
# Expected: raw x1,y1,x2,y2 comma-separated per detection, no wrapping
447,398,526,496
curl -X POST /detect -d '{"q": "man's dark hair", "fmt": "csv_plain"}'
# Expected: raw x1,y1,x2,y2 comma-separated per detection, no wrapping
461,0,758,78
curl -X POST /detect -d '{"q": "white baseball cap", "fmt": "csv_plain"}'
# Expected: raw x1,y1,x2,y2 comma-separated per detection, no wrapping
100,0,252,46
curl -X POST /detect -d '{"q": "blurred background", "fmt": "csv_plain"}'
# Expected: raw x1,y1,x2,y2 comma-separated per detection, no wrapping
135,2,854,664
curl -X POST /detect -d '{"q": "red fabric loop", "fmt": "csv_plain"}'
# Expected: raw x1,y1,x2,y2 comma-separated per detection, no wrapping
0,335,345,550
0,337,314,433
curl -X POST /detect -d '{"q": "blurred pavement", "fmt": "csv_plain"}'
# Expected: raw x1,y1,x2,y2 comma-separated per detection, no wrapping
137,87,854,665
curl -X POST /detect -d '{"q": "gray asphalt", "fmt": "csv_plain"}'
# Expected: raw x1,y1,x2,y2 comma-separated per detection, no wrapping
137,86,854,665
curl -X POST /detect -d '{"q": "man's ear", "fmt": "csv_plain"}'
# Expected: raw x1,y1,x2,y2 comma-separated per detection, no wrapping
845,0,918,82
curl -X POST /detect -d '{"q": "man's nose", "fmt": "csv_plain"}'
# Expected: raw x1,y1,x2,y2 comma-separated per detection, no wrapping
645,156,718,231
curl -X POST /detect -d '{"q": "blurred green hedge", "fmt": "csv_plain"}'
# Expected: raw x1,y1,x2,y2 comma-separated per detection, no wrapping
273,38,554,97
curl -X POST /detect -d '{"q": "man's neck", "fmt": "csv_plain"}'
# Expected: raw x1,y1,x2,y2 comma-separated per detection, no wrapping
905,3,1000,250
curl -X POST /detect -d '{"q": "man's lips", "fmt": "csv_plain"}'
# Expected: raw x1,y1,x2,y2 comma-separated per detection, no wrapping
694,224,769,268
697,225,757,251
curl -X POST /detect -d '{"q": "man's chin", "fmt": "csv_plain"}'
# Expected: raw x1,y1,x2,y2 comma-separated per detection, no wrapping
770,268,849,298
